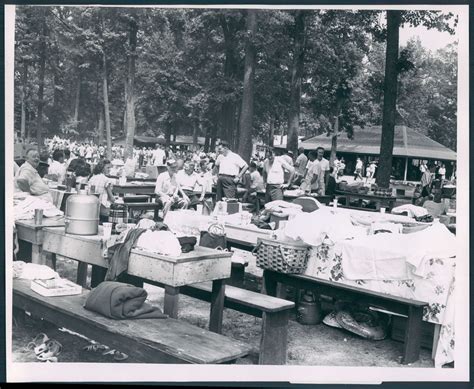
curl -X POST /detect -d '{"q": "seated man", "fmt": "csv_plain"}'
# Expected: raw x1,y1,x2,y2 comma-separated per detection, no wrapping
242,162,264,203
154,159,189,218
176,161,205,208
15,148,53,203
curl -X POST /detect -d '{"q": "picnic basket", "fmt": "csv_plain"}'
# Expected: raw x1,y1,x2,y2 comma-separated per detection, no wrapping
252,237,310,274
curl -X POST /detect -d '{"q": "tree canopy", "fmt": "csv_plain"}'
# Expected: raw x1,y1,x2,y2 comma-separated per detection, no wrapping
14,6,458,159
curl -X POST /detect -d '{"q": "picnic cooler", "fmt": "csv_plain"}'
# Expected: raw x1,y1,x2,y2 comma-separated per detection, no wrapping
253,237,310,274
65,192,100,235
108,203,129,234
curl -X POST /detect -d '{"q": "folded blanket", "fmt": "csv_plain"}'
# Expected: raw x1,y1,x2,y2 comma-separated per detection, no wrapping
84,281,167,319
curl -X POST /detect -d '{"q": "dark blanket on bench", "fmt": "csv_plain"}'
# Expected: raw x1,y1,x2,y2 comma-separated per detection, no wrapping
84,281,167,319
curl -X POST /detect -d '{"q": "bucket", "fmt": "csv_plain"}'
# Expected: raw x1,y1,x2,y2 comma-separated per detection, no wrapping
296,292,323,325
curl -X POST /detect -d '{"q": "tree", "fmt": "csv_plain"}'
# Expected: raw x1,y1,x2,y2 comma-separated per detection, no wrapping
238,10,257,161
376,10,402,188
287,10,306,156
124,12,138,159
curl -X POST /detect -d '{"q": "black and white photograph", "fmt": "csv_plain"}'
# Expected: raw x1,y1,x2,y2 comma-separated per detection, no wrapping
4,3,469,384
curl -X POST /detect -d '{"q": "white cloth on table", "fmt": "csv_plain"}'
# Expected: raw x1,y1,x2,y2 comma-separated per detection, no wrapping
135,230,182,257
340,234,409,281
13,261,59,280
264,200,302,211
283,207,366,246
392,204,428,218
339,222,456,280
13,195,63,221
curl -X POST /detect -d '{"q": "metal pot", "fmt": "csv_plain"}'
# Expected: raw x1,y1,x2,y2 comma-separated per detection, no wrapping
65,191,100,235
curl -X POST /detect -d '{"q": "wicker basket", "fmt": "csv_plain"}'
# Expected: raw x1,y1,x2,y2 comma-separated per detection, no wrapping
252,237,310,274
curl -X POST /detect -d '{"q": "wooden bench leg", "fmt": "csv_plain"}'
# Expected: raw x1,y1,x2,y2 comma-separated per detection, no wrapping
402,305,423,364
76,263,89,288
50,253,57,271
259,310,289,365
431,323,442,360
209,279,225,334
164,286,180,319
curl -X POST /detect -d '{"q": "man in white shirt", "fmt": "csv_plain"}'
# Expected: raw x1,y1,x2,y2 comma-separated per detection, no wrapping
153,145,166,166
300,150,320,193
48,149,67,184
354,157,364,181
312,147,330,195
262,148,295,202
214,141,248,201
242,162,265,203
294,147,308,186
176,161,205,207
154,160,189,218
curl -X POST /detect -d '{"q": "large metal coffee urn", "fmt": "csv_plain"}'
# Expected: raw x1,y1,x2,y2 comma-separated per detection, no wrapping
65,191,100,235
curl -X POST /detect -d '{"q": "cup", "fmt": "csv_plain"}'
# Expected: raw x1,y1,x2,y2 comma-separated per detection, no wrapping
196,204,203,214
34,209,43,225
102,222,113,241
380,207,386,214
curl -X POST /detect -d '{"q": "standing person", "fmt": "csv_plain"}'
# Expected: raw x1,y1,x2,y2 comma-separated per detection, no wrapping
154,159,189,218
294,147,308,186
338,157,346,177
420,168,433,198
354,157,364,181
153,145,166,166
313,147,330,195
214,141,248,201
438,163,446,181
365,161,377,184
262,148,295,202
300,150,318,193
48,149,67,184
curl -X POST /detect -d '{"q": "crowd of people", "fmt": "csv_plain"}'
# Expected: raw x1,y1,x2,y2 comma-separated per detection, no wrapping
14,134,454,220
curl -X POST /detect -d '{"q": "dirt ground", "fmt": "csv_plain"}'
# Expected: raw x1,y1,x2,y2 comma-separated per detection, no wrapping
11,249,441,368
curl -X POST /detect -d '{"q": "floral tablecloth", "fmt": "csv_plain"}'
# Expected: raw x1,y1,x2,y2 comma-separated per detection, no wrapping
304,241,455,367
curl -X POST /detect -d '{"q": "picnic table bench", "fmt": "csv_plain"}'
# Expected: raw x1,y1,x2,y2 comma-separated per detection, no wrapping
13,279,250,364
42,226,233,334
262,270,429,364
176,282,294,365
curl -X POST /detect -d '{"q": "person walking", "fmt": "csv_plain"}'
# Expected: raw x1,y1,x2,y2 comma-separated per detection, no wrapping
354,157,364,181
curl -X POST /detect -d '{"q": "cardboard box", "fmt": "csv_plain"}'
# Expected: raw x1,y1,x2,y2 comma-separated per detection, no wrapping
30,278,82,297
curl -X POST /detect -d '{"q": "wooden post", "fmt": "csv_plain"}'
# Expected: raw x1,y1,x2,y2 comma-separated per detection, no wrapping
163,286,180,319
259,310,289,365
209,279,226,334
402,305,423,364
76,263,89,288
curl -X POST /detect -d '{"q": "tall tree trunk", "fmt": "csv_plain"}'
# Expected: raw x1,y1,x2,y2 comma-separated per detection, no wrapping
98,107,105,146
220,14,239,146
20,61,28,140
238,10,257,162
268,116,275,147
192,117,199,150
36,9,47,147
124,15,138,160
204,126,211,153
376,10,401,188
287,10,306,156
102,52,112,160
329,97,343,166
210,126,218,151
73,75,81,129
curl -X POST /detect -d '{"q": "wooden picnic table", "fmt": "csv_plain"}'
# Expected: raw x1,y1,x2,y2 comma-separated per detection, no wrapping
41,226,233,334
15,216,65,264
113,182,156,196
335,190,396,212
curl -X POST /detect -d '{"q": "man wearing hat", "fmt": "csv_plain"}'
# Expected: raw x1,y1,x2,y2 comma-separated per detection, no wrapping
154,159,189,218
